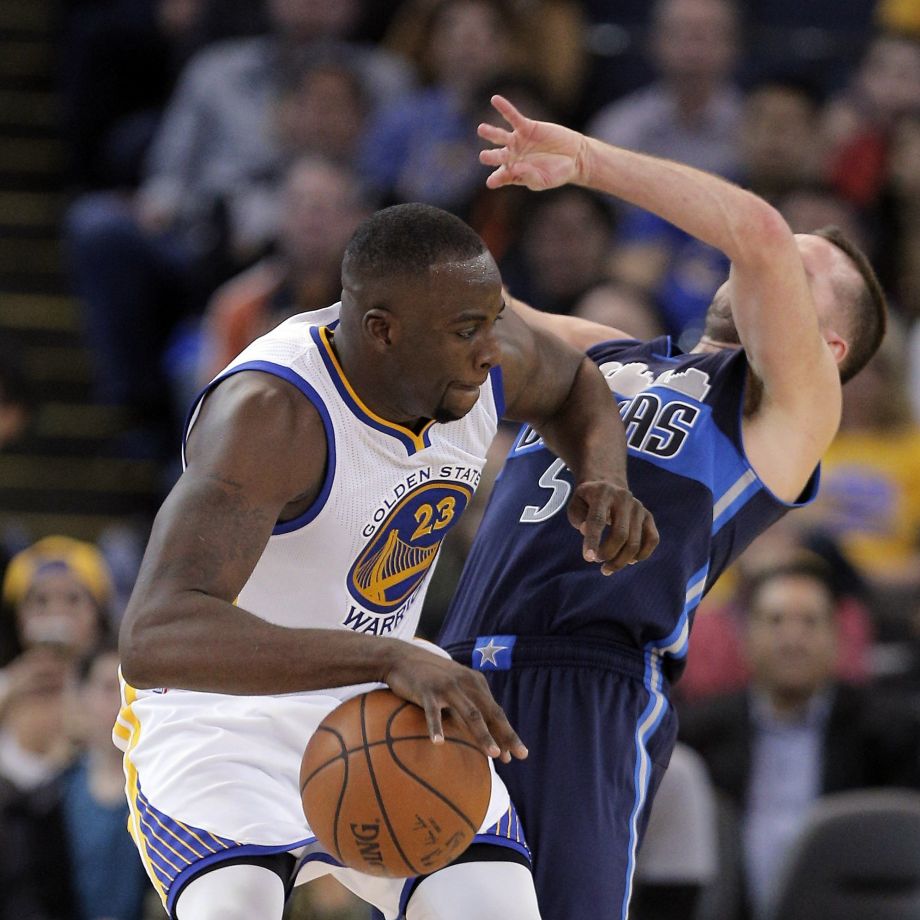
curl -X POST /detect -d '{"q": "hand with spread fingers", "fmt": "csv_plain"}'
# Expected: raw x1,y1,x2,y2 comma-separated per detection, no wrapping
478,94,588,192
384,642,528,764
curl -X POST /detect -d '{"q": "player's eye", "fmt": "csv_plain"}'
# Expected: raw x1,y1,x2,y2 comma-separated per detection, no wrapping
457,327,477,339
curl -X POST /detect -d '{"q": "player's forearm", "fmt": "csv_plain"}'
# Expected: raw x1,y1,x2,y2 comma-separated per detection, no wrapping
577,136,790,265
536,357,628,487
119,595,404,694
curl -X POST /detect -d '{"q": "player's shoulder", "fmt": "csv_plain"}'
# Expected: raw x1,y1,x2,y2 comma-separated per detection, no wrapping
191,370,326,472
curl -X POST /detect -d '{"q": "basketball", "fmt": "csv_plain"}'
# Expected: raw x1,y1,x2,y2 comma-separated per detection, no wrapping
300,688,492,878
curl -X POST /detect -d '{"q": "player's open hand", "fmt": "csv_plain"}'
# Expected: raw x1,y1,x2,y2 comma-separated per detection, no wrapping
478,94,588,192
383,643,527,764
567,480,659,575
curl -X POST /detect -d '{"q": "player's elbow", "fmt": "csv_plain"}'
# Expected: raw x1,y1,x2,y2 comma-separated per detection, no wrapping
734,198,794,263
118,601,173,688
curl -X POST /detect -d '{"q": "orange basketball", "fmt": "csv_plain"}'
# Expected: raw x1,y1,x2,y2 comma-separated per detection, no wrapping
300,689,491,878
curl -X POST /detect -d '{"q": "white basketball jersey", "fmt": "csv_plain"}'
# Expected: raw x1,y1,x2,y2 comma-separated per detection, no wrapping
185,303,503,640
115,304,510,850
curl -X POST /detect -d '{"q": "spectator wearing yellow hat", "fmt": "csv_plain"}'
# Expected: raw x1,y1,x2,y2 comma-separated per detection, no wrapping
0,536,114,791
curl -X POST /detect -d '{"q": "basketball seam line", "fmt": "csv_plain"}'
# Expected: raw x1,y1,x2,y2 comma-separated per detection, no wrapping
327,725,349,862
361,694,420,876
301,731,482,787
384,707,479,834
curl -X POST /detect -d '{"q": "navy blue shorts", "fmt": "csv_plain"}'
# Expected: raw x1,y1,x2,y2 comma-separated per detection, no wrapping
445,635,678,920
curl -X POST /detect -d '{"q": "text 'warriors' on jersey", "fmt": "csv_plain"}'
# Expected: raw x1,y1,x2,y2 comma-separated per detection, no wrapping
183,306,503,644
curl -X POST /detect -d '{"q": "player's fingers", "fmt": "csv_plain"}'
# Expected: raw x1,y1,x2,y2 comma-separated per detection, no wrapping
478,122,512,147
447,689,502,759
600,503,644,575
479,147,507,167
636,511,660,561
485,165,513,189
466,676,527,763
580,503,610,563
421,696,446,746
491,93,525,128
483,705,528,763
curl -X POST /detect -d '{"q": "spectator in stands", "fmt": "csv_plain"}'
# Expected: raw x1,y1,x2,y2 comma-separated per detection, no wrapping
383,0,587,112
740,77,825,202
197,156,371,383
571,280,665,341
66,0,412,455
64,646,147,920
358,0,518,211
0,537,113,790
61,0,210,189
801,325,920,598
498,185,617,315
680,522,875,705
587,0,742,178
0,772,73,920
0,644,147,920
679,557,920,920
609,74,823,345
276,47,373,169
596,0,744,344
823,31,920,208
0,346,34,453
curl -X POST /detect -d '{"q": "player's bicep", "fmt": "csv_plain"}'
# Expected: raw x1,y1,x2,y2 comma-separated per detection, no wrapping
134,374,327,608
729,259,841,439
136,467,280,609
499,309,584,424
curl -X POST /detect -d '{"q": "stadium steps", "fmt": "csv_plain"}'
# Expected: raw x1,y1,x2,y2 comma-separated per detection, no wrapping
0,0,160,545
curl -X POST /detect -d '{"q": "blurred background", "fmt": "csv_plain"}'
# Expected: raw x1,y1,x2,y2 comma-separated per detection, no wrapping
1,1,919,918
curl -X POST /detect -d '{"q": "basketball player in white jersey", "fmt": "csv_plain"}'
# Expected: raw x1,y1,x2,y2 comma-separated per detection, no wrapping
115,203,657,920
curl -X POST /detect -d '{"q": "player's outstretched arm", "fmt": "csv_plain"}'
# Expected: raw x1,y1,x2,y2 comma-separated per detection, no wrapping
499,310,658,575
482,95,841,494
118,372,525,761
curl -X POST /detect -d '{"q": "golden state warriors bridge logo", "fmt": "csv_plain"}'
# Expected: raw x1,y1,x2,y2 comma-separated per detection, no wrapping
347,481,473,614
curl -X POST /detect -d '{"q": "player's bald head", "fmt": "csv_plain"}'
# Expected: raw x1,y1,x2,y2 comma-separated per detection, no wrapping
341,203,490,301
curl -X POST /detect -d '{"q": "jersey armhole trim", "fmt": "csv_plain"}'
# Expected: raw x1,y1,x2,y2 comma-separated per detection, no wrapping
183,360,337,535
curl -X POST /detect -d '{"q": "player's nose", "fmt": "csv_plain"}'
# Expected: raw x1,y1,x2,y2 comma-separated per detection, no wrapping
475,327,501,370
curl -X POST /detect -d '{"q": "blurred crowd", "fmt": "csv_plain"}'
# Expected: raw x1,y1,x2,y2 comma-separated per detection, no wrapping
3,0,920,918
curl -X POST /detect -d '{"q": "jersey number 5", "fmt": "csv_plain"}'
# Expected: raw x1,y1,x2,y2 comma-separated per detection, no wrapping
520,458,571,524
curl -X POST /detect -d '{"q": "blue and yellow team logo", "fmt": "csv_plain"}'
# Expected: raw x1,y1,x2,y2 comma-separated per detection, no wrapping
348,481,472,613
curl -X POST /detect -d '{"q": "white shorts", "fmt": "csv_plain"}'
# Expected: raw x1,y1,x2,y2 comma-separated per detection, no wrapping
115,672,527,918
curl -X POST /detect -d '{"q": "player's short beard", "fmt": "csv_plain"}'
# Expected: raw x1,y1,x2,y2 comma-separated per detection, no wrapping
703,289,741,345
434,404,462,424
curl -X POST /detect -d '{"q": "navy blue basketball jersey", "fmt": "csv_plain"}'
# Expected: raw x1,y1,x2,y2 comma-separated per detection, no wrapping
440,336,819,683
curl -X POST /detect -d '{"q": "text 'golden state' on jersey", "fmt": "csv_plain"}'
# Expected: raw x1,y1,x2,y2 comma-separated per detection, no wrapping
440,335,819,684
186,304,502,642
114,304,509,857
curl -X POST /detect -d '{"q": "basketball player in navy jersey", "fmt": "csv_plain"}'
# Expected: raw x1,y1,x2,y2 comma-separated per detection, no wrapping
116,203,657,920
439,96,888,920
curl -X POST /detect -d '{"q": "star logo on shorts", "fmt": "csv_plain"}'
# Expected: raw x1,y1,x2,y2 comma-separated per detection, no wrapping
476,639,508,667
472,635,518,671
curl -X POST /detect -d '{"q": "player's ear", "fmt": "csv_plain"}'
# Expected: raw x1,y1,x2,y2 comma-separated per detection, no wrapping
823,326,848,366
364,308,396,350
